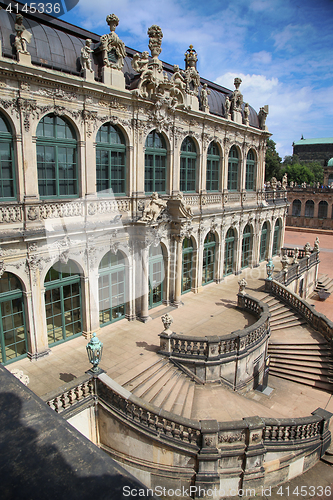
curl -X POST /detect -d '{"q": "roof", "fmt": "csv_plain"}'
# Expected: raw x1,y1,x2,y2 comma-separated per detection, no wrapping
294,138,333,146
328,158,333,167
0,2,260,128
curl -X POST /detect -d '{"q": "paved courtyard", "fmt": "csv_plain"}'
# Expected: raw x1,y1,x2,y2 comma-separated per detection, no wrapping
7,256,333,424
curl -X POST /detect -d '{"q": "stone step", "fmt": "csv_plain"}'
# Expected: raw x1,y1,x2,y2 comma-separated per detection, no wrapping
269,342,330,349
270,309,299,321
169,379,195,419
269,303,291,313
270,318,307,330
269,356,333,369
268,368,333,392
268,344,332,353
321,454,333,466
158,371,190,415
115,358,166,387
133,364,178,399
270,360,333,377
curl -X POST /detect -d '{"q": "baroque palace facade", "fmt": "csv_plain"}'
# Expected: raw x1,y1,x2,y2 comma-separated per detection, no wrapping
0,6,287,365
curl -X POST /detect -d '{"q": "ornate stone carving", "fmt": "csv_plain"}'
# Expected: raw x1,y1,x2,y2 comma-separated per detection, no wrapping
238,278,247,295
200,84,210,112
183,45,200,96
14,14,31,55
81,39,94,73
281,254,289,271
10,368,29,386
224,95,231,119
161,313,173,333
82,110,98,138
230,78,243,123
36,88,77,101
243,102,249,125
293,247,299,264
100,14,126,70
218,432,244,443
314,237,320,252
138,193,167,223
304,242,311,257
282,172,288,190
259,105,269,130
0,260,5,278
0,205,22,224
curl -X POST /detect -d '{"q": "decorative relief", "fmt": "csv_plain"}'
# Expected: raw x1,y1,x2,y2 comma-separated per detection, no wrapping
218,432,245,444
0,205,23,224
36,88,77,101
0,260,5,277
38,202,84,219
204,437,213,447
138,193,167,223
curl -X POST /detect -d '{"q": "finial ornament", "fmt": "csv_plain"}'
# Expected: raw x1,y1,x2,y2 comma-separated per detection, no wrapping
100,14,126,70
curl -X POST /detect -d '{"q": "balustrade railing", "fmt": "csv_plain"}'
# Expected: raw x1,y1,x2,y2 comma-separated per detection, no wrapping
275,250,319,287
45,377,94,414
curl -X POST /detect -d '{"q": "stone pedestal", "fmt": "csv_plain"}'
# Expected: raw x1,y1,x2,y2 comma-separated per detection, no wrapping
184,93,199,112
232,110,242,124
82,69,95,82
17,52,31,65
102,67,125,89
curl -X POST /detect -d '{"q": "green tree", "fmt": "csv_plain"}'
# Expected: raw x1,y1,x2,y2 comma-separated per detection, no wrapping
282,155,323,184
265,139,282,181
307,161,323,184
281,163,314,185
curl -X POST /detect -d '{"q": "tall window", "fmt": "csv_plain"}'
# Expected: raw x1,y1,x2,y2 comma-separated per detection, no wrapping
245,149,256,191
182,237,194,293
305,200,314,217
149,245,164,308
45,260,82,346
180,137,197,192
227,146,239,191
37,114,77,198
241,224,252,269
202,233,215,285
145,130,167,193
96,123,126,194
272,219,281,256
318,201,328,219
259,222,268,262
206,142,220,191
292,199,301,216
99,251,126,326
0,272,27,364
224,228,235,276
0,115,15,200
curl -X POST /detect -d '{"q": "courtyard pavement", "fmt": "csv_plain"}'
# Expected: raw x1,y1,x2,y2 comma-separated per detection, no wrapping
7,255,333,424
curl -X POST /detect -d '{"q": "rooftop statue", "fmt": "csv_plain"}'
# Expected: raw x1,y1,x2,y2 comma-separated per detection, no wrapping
80,39,94,73
258,105,269,130
183,45,200,96
200,83,210,112
14,14,31,55
231,78,243,112
100,14,126,70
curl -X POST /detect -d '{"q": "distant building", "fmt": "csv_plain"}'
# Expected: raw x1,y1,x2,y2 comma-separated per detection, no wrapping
292,137,333,168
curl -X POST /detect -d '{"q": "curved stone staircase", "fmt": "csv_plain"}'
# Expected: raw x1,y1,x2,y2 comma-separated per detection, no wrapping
260,295,333,393
113,357,196,418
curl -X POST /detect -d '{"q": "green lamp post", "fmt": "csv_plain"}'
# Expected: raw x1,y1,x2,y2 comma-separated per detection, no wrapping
86,333,103,375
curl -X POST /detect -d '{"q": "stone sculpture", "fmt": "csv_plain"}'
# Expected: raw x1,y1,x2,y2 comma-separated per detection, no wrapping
139,192,167,222
80,39,94,73
200,83,210,111
14,14,31,55
100,14,126,70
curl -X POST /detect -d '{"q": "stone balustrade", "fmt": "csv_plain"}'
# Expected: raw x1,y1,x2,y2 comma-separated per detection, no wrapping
159,294,270,389
274,249,319,291
265,278,333,343
45,376,94,415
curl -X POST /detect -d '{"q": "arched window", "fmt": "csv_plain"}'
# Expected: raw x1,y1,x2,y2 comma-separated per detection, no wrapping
0,272,27,364
37,114,77,198
259,222,268,262
318,200,328,219
241,224,252,269
292,199,301,216
180,137,197,192
305,200,314,217
206,142,220,192
44,260,82,345
182,237,194,293
202,233,215,285
145,130,167,193
149,245,164,308
245,149,256,191
224,228,235,276
96,123,126,194
227,146,239,191
0,115,15,200
99,251,126,326
272,219,281,256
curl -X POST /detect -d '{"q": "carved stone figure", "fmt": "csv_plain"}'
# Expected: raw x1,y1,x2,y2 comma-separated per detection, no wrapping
290,180,294,188
243,102,249,125
304,242,311,256
231,78,243,112
238,278,247,295
139,192,167,222
293,247,299,264
282,173,288,190
183,45,200,96
161,313,173,332
314,237,320,252
270,177,277,191
258,105,269,130
14,14,31,54
281,254,289,271
200,83,210,111
224,96,231,119
132,51,149,74
100,14,126,70
80,39,94,72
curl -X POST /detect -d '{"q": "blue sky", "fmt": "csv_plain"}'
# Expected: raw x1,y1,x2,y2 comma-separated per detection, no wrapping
60,0,333,159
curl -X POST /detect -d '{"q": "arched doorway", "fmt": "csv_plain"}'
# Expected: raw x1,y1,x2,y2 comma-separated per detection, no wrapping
182,237,194,293
224,228,235,276
259,222,268,262
149,245,164,308
202,233,216,285
0,272,27,364
241,224,252,269
45,260,82,346
272,219,281,256
99,251,126,326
